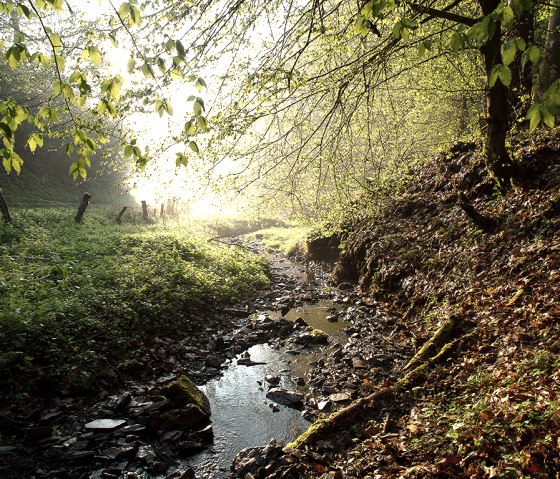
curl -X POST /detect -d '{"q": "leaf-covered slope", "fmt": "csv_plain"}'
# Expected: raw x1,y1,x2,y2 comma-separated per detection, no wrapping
328,131,560,477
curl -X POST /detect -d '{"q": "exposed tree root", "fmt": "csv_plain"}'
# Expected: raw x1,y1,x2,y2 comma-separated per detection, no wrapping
289,318,477,450
402,315,462,373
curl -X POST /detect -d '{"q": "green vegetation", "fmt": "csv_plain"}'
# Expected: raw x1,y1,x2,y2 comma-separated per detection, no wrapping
0,208,268,399
246,226,309,257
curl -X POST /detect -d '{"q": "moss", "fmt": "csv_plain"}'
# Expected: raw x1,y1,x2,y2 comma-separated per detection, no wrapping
287,418,331,449
160,375,211,416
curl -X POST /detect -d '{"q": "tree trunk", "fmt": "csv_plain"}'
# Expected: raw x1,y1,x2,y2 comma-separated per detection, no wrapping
535,8,560,101
508,4,535,122
478,0,520,187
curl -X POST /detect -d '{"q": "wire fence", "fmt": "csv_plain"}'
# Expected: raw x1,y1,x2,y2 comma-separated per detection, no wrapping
0,190,192,228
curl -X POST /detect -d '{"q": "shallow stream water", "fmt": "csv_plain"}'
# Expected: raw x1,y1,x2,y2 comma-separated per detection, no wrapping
183,258,350,477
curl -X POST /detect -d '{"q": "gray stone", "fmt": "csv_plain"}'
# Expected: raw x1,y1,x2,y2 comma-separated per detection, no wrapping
329,392,352,402
265,388,303,406
205,355,223,368
232,439,283,477
84,419,126,432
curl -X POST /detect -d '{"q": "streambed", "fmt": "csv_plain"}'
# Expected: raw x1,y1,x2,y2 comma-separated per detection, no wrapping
184,299,351,478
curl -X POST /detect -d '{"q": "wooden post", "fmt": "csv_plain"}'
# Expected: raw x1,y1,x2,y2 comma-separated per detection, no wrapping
0,189,12,223
75,193,91,223
141,201,148,221
116,206,128,224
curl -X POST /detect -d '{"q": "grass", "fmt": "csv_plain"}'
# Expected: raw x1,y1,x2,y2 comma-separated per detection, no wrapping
0,207,269,401
246,225,309,257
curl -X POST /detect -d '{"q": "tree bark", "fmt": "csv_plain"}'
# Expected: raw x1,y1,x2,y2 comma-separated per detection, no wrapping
535,8,560,101
508,4,535,122
75,193,91,223
478,0,521,187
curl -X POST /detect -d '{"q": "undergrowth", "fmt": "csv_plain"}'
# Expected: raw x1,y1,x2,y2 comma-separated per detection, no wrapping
0,208,268,402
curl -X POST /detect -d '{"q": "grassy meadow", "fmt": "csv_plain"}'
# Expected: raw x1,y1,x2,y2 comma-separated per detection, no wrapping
0,207,269,402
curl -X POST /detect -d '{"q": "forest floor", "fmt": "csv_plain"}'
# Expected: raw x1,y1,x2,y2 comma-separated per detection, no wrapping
239,130,560,478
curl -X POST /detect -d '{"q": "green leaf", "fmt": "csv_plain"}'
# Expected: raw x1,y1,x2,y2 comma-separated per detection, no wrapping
541,106,555,128
501,41,517,66
184,120,195,136
127,57,135,72
526,105,541,131
521,45,540,67
140,63,155,79
176,40,186,57
450,31,465,52
489,64,512,87
155,99,164,117
49,33,63,54
118,2,131,18
0,122,14,140
88,45,102,66
501,6,515,28
188,141,199,154
163,100,173,116
197,116,208,132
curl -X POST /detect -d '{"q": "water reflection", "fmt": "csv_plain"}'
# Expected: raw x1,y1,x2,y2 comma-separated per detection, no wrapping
184,345,310,478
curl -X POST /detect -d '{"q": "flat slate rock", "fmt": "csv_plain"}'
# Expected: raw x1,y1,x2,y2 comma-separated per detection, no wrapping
84,419,126,432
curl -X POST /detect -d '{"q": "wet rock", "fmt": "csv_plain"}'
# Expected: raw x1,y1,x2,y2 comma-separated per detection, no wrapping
107,392,132,412
159,375,211,416
38,410,65,425
162,430,183,443
176,440,206,456
62,450,96,464
159,405,210,430
142,399,173,414
266,388,304,406
114,424,146,437
294,317,308,328
136,444,156,464
232,439,284,477
205,355,224,368
167,469,195,479
190,424,214,443
84,419,127,432
0,445,17,454
264,374,281,385
326,313,339,322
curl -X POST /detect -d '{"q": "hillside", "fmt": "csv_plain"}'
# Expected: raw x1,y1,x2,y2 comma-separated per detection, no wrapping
246,130,560,478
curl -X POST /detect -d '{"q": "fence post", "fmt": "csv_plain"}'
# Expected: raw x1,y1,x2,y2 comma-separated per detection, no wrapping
0,188,12,223
141,200,148,221
116,206,128,224
75,193,91,223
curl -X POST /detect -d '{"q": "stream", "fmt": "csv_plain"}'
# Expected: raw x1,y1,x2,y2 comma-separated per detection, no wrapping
183,256,351,477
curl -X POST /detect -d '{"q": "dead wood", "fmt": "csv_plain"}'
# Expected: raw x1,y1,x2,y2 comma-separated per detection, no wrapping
289,317,474,450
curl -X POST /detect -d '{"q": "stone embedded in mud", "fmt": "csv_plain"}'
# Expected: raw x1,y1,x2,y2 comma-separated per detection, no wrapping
159,375,211,416
266,388,304,406
84,419,126,432
352,357,368,369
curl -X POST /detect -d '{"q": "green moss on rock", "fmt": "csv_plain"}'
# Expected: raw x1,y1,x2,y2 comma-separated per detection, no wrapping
160,375,211,416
